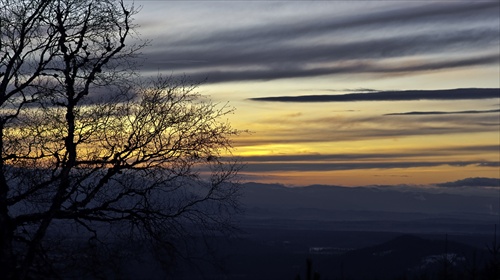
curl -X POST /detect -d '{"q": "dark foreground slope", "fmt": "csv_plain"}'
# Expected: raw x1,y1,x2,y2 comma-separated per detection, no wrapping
55,180,500,279
171,231,497,280
170,181,500,279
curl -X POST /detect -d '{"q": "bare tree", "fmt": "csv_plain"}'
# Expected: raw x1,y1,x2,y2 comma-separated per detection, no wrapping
0,0,241,278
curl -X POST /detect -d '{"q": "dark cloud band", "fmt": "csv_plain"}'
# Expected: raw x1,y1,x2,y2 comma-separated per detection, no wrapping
242,161,499,172
385,109,500,116
249,88,500,102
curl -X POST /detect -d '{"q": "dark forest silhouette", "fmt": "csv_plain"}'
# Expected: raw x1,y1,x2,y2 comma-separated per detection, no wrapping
0,0,241,278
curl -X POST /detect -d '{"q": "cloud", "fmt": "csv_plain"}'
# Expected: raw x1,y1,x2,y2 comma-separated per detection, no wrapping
167,2,498,48
385,109,500,116
142,38,499,83
145,28,499,70
437,177,500,188
234,145,500,163
249,88,499,102
234,111,499,146
242,161,499,172
235,145,500,174
325,88,378,93
138,2,499,83
157,53,499,84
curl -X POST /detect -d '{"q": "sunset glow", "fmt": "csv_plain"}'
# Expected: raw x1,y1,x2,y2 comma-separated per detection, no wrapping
133,1,499,186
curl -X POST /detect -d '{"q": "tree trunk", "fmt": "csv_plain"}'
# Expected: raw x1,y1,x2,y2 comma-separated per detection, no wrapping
0,124,17,279
18,103,77,279
0,212,16,279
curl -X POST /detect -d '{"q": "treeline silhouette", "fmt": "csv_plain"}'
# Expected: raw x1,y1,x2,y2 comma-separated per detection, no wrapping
294,232,499,280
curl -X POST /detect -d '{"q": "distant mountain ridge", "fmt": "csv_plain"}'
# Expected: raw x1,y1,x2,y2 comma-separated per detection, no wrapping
239,178,500,233
241,179,499,214
438,177,500,188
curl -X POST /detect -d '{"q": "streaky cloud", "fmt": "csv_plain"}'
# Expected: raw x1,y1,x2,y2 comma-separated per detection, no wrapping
437,177,500,188
242,161,500,172
385,109,500,116
158,53,499,84
137,2,499,84
249,88,499,103
143,32,499,83
234,145,500,162
168,2,498,47
148,28,499,71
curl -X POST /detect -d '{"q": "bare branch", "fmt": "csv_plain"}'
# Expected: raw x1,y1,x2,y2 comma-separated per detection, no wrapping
0,1,242,278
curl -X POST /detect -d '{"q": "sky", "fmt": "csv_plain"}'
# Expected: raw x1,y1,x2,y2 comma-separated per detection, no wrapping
130,1,500,187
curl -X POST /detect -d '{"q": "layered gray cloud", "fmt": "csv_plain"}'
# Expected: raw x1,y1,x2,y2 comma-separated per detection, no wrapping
150,54,499,83
166,2,498,47
138,2,499,83
145,29,498,70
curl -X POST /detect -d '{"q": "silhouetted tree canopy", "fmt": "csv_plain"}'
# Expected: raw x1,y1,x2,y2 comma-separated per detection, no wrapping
0,0,241,278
